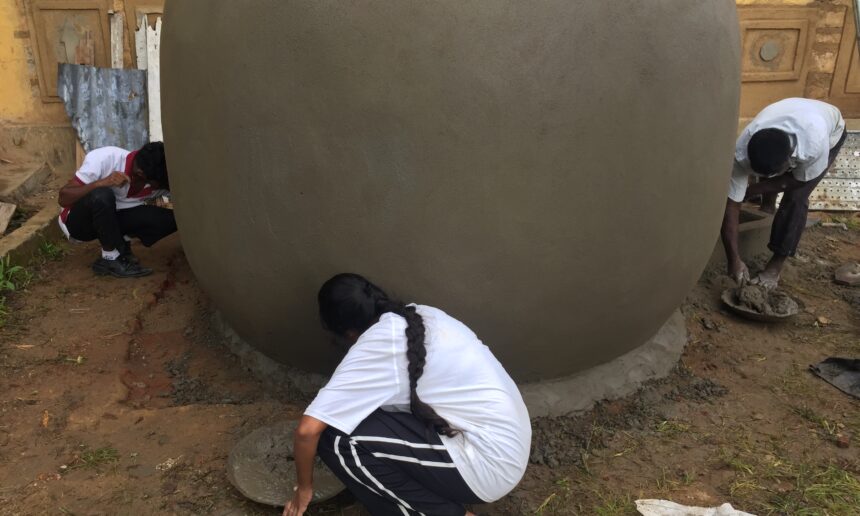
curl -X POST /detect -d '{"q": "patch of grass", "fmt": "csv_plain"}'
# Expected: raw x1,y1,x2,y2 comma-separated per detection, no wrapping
656,419,691,438
769,465,860,515
591,493,635,516
771,362,814,397
830,215,860,231
717,434,860,515
37,240,66,262
791,405,841,443
532,477,573,515
0,255,32,327
70,446,120,471
721,449,756,475
0,256,28,292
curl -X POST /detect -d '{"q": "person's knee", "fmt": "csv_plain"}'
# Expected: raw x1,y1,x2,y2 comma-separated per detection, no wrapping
89,187,116,207
159,209,178,233
138,209,177,247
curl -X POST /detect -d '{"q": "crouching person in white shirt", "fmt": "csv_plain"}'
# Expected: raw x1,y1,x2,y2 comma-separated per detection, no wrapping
722,98,847,289
283,273,531,516
57,143,175,278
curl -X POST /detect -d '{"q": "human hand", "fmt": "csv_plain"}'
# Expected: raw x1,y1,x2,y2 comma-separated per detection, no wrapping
98,172,129,188
283,485,313,516
728,260,750,286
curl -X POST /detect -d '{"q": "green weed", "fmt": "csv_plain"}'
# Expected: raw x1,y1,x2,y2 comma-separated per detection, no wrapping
37,240,65,262
656,419,691,438
768,465,860,514
592,493,635,516
532,477,573,515
791,405,841,442
70,446,120,471
0,256,27,292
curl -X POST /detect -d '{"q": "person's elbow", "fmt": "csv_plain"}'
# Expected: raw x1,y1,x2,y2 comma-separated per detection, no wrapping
294,416,327,441
57,191,72,208
724,197,742,213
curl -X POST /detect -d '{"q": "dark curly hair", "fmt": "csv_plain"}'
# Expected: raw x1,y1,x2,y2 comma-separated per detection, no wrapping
318,273,459,437
134,142,169,190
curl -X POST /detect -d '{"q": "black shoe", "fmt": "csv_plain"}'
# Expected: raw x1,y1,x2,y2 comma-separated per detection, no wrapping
119,242,139,264
120,250,140,265
92,256,152,278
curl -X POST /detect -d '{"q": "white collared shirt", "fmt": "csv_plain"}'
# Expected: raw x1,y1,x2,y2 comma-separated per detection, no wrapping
729,98,844,202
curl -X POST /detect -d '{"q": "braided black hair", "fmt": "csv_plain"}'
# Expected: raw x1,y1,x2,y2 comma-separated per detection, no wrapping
318,273,458,437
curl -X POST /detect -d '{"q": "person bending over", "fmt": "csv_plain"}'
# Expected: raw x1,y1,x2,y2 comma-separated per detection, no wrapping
722,98,845,289
57,142,176,278
283,273,531,516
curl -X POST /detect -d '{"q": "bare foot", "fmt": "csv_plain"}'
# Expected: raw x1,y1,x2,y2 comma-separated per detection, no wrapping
752,271,779,290
752,255,786,290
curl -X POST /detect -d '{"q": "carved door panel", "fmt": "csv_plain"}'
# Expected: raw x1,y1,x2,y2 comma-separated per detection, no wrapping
738,7,819,118
28,0,111,102
829,3,860,117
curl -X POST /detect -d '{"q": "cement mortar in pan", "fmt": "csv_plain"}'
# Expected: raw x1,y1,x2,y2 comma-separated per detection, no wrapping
161,1,740,382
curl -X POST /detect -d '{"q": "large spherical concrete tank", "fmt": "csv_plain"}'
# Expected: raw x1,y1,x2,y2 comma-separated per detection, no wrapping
161,1,740,382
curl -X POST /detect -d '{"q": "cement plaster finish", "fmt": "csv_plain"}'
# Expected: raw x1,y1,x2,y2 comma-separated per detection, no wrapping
161,1,741,382
215,307,688,418
520,309,687,418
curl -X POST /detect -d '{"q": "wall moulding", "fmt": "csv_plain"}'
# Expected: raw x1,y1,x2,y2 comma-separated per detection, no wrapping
829,2,860,116
27,0,111,103
738,6,822,116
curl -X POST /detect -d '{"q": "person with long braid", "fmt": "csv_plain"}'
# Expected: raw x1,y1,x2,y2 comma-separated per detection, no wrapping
282,273,531,516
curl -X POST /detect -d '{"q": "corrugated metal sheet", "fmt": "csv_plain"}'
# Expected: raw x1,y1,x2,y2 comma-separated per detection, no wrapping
57,63,149,153
810,131,860,211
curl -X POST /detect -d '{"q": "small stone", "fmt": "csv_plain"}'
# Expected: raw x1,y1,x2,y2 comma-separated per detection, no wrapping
752,412,765,421
817,315,831,326
836,434,850,449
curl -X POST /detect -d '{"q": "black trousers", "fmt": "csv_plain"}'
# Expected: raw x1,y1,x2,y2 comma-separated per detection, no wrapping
318,410,482,516
769,129,847,257
65,187,177,252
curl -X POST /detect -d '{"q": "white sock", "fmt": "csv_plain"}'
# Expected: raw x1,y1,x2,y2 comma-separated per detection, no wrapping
102,249,120,261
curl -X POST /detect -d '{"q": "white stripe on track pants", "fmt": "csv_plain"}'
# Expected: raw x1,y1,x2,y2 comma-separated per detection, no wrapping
317,409,483,515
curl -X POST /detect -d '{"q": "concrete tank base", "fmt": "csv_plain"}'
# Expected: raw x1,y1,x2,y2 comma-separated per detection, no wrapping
520,310,687,418
212,309,687,418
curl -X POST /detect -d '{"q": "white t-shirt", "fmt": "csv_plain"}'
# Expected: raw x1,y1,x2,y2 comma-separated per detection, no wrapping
58,146,167,238
729,98,845,202
304,305,532,503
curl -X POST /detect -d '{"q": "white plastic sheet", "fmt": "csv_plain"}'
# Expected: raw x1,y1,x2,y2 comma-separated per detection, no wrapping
636,499,756,516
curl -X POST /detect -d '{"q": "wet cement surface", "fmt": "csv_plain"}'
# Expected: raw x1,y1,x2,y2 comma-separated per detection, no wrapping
227,421,345,507
161,0,742,382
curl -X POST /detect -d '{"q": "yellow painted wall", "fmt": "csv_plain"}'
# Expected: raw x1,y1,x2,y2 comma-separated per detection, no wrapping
0,0,67,125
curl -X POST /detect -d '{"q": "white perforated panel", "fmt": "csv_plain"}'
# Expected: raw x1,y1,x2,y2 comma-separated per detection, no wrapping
810,131,860,211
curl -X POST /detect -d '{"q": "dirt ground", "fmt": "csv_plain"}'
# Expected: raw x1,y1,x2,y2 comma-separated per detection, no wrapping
0,218,859,515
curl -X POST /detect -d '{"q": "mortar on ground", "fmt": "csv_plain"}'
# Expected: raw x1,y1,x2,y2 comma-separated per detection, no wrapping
227,421,344,506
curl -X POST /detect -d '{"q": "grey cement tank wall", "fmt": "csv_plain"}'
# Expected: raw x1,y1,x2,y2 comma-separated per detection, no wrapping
161,1,741,382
